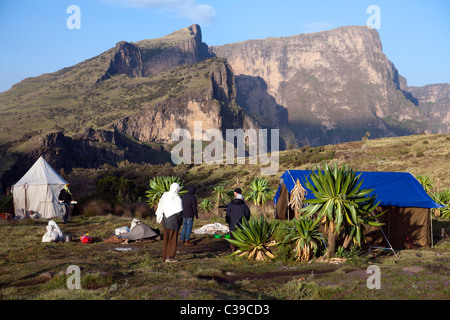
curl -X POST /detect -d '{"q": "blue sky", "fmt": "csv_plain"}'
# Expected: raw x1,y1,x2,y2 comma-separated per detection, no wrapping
0,0,449,93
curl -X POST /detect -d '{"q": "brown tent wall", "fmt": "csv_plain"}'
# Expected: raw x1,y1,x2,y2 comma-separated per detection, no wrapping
275,183,431,249
363,206,431,249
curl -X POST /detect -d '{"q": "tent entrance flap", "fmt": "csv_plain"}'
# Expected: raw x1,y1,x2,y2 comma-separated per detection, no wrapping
368,209,399,258
363,206,431,249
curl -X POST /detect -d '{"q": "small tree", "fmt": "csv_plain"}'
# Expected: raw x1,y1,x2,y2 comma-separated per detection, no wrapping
245,177,275,218
434,190,450,219
212,185,227,216
301,163,382,259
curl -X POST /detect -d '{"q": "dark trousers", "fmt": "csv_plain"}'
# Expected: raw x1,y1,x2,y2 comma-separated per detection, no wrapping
163,228,178,260
229,231,237,252
62,204,73,223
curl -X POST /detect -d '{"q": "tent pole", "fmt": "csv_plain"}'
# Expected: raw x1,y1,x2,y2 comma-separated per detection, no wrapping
430,210,433,248
388,207,391,241
24,187,28,217
379,221,399,258
287,189,289,221
371,210,399,259
44,184,49,219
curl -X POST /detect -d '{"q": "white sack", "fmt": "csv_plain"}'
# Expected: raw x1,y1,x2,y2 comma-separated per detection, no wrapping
114,226,130,236
42,220,63,242
130,218,141,230
193,222,229,235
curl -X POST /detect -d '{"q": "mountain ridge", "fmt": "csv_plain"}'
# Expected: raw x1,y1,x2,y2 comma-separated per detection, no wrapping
0,24,448,191
211,25,445,146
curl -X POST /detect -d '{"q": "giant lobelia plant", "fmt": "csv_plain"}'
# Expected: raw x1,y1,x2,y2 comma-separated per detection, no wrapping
301,163,382,258
145,176,186,208
226,216,277,261
284,217,325,261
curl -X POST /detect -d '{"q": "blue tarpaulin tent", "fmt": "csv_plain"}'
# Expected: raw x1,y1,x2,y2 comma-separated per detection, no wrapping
274,170,442,248
274,170,442,208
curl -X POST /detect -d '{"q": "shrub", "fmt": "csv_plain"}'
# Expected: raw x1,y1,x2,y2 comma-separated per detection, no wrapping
82,199,112,217
434,190,450,219
245,177,275,218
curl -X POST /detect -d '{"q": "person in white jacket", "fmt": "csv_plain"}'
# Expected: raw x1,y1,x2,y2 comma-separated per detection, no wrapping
156,183,183,263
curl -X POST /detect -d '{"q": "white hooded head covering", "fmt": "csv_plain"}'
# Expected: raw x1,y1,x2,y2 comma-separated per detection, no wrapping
156,183,183,224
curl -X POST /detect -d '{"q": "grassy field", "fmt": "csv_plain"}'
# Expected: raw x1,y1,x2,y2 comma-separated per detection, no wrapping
1,214,449,301
1,133,449,304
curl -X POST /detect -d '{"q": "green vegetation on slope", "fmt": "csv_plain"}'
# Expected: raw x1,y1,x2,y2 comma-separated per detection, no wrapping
0,55,225,146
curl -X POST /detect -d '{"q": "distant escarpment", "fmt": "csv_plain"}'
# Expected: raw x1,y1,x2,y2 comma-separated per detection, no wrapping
211,25,439,146
407,83,450,134
0,24,218,147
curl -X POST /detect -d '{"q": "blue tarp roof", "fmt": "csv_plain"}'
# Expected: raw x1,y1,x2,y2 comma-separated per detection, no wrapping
274,170,442,209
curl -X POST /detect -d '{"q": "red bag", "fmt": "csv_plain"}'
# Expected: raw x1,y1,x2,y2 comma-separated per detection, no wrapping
80,234,93,243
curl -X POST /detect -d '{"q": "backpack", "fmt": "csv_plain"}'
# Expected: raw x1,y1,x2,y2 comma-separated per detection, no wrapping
80,234,93,243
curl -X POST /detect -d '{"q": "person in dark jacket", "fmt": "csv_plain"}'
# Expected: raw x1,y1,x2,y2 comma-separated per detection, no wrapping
58,184,72,224
180,186,198,246
225,192,251,252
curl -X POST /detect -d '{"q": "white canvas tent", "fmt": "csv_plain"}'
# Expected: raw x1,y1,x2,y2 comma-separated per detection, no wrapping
12,156,67,219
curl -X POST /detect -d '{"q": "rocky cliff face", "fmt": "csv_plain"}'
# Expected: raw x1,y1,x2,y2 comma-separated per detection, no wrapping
97,24,249,144
34,128,172,169
408,83,450,133
0,128,173,190
111,57,247,144
211,26,431,146
100,24,211,82
100,41,144,81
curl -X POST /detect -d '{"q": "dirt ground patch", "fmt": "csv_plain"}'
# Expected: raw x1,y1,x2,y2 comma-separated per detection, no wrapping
197,268,336,285
1,216,449,301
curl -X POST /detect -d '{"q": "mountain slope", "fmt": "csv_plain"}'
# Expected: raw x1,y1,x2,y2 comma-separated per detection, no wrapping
0,25,250,191
0,24,214,145
0,24,448,192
